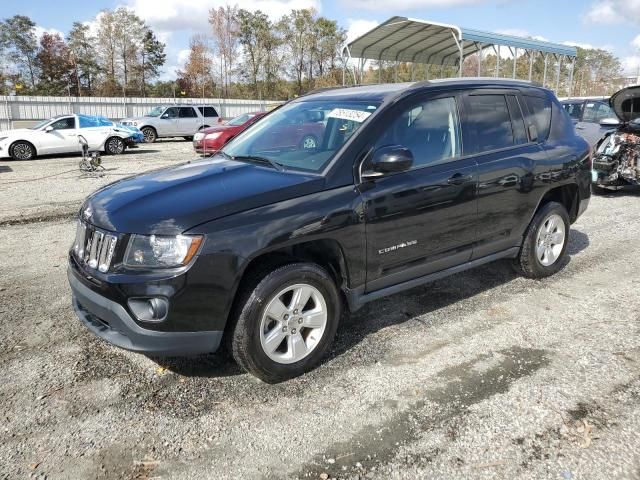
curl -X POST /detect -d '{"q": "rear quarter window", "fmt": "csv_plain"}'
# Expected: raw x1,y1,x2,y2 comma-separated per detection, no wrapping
465,94,515,154
525,95,552,142
198,106,219,117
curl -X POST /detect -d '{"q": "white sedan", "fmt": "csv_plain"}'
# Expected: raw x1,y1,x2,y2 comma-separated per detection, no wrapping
0,114,144,160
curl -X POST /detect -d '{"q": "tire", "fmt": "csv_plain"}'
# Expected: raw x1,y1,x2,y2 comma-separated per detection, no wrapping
141,127,157,143
513,201,570,279
230,263,341,383
300,135,318,150
105,136,125,155
592,184,610,195
10,141,36,160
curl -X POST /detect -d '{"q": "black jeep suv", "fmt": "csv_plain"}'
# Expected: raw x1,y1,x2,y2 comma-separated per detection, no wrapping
68,79,591,382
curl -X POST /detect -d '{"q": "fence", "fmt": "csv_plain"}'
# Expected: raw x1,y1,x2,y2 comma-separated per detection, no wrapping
0,95,283,130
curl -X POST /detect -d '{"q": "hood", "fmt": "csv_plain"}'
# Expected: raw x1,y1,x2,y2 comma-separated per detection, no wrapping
610,85,640,123
0,128,34,138
83,157,324,234
202,125,235,135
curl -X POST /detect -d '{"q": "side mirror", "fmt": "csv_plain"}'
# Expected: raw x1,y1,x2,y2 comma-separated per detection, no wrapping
160,113,169,119
600,117,621,127
362,145,413,180
45,125,54,132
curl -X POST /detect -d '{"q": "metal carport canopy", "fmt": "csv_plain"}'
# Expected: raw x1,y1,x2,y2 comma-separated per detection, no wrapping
345,16,577,67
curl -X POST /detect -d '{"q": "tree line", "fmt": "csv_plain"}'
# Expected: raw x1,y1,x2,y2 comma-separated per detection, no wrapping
0,8,627,100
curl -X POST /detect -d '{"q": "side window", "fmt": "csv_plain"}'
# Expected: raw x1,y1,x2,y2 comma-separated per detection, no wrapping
375,96,461,169
524,95,552,141
179,107,198,118
583,102,614,123
466,94,514,153
79,115,97,128
563,102,584,120
506,95,528,145
163,107,179,118
50,117,76,130
198,106,218,117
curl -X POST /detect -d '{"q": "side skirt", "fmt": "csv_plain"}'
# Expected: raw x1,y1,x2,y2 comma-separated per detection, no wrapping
346,247,520,312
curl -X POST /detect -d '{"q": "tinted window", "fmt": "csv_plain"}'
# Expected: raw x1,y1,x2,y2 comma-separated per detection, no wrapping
563,102,584,120
179,107,197,118
198,106,219,117
582,101,615,123
50,117,76,130
163,107,179,118
506,95,528,145
376,97,461,169
524,95,551,141
466,95,514,153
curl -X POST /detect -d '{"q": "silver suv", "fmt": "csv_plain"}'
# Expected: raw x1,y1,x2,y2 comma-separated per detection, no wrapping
121,105,219,143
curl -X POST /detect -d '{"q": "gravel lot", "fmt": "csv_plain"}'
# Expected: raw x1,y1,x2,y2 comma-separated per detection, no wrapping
1,141,639,480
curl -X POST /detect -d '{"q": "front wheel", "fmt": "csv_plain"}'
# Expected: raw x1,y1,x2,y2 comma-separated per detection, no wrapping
513,201,570,278
141,127,157,143
10,141,35,160
105,136,125,155
230,263,341,383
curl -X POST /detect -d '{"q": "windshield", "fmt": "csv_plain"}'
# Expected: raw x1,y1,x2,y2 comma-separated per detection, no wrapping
146,106,165,117
31,119,52,130
222,100,379,172
227,113,255,126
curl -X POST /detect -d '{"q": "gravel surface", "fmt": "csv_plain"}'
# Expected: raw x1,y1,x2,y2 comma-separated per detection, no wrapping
1,144,639,479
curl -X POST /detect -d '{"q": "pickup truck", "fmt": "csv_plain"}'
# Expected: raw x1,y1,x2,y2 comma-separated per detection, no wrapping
120,105,220,143
69,79,591,382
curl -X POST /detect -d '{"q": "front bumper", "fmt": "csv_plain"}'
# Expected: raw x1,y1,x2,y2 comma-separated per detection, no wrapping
68,267,223,356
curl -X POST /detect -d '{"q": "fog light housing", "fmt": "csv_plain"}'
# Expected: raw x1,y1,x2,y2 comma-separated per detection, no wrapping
128,297,169,322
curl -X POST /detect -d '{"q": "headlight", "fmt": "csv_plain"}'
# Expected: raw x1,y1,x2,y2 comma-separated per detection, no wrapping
124,234,203,268
205,132,222,140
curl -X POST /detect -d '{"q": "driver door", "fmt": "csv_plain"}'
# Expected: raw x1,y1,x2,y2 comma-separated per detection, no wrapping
157,107,179,136
40,116,79,154
359,93,479,292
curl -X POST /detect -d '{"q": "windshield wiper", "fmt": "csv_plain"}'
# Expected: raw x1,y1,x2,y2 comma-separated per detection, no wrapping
232,155,285,171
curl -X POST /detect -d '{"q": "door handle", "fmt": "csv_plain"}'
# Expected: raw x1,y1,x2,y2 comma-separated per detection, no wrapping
447,173,473,185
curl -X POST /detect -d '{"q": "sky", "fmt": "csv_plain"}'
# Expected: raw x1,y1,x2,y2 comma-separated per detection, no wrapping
4,0,640,80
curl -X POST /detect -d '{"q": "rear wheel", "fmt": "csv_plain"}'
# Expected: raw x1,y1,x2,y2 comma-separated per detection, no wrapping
513,201,570,278
10,141,35,160
105,136,125,155
141,127,157,143
230,263,341,383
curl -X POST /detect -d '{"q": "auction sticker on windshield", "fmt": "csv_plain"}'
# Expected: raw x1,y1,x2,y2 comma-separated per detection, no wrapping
327,108,372,123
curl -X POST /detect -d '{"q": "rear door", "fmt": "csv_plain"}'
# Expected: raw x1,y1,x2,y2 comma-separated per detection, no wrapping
360,92,479,292
462,90,546,259
178,107,200,135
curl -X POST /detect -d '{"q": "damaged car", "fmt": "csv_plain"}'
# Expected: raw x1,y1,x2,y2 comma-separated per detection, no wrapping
592,86,640,191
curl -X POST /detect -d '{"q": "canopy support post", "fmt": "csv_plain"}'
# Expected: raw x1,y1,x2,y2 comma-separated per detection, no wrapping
567,58,575,97
411,62,415,81
512,47,517,78
378,56,382,83
477,43,483,76
528,51,534,81
543,54,548,86
394,62,398,82
555,54,562,93
493,45,500,77
451,32,463,78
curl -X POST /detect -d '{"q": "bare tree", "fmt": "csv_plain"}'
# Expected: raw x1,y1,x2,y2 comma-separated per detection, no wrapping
209,5,239,98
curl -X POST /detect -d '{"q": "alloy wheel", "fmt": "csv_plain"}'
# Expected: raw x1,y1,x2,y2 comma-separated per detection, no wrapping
259,283,328,364
535,213,566,266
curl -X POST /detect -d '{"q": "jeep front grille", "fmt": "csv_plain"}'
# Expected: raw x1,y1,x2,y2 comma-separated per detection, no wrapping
74,222,118,273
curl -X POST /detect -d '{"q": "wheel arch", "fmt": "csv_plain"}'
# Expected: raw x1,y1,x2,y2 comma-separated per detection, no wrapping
535,183,579,223
223,238,351,341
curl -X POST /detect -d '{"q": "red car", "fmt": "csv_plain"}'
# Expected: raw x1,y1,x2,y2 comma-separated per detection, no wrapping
193,112,266,154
